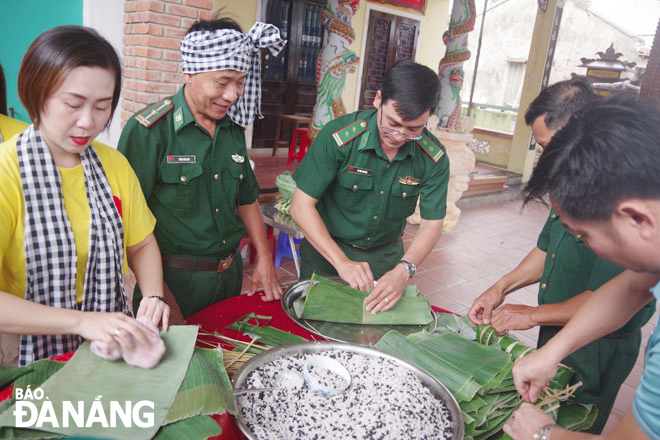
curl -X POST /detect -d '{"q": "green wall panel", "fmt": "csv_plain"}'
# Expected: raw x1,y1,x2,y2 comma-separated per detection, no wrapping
1,0,83,123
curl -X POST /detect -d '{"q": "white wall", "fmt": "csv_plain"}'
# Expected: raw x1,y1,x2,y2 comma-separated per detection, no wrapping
83,0,124,148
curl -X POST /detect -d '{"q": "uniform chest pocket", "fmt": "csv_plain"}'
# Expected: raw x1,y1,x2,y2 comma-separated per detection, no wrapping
338,171,374,205
158,162,203,214
388,183,420,219
555,241,586,275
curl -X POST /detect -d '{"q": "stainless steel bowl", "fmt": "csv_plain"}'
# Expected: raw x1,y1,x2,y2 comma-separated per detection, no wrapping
232,341,464,440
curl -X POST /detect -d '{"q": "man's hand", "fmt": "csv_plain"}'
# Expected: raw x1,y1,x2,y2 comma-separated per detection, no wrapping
248,257,282,301
468,285,505,326
336,259,374,293
512,350,558,402
364,264,409,313
502,403,556,440
491,304,536,334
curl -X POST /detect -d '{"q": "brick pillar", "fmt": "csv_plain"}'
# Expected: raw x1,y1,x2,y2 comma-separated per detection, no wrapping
121,0,213,123
641,18,660,106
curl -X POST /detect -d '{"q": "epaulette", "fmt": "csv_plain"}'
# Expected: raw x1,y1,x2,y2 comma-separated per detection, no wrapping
331,119,368,147
135,98,174,128
416,134,445,162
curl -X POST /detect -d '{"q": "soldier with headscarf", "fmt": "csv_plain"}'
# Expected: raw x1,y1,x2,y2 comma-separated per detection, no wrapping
119,18,286,320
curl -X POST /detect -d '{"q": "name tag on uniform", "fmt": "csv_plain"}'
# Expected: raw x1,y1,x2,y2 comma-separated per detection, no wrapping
167,155,196,164
348,165,372,176
398,176,421,185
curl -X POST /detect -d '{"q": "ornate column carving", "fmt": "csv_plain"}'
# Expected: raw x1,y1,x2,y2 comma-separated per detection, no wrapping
308,0,360,143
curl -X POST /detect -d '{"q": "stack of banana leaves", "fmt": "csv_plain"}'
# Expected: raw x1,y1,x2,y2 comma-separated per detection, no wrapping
373,315,597,439
299,273,434,325
274,171,296,215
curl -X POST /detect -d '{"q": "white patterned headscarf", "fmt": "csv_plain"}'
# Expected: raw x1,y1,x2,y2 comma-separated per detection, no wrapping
180,22,286,127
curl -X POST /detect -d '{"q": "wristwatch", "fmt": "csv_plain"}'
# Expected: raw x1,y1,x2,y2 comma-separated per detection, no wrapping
533,424,557,440
399,260,416,278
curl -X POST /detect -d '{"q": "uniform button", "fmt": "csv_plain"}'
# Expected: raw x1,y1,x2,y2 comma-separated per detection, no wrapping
373,216,378,220
353,184,358,191
379,190,384,195
402,192,407,198
576,234,582,239
180,176,187,182
215,208,219,213
366,237,371,241
541,283,547,289
223,240,226,244
214,173,219,180
386,164,390,169
551,253,556,259
239,173,244,180
551,213,556,218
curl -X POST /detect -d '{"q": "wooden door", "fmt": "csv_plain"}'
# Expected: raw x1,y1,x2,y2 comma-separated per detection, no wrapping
253,0,325,149
358,11,420,109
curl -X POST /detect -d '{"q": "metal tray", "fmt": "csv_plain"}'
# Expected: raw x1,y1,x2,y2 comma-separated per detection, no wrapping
232,341,464,440
281,279,437,346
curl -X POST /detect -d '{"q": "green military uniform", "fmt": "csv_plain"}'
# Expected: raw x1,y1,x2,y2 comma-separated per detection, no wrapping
536,209,656,433
293,109,450,279
117,87,260,318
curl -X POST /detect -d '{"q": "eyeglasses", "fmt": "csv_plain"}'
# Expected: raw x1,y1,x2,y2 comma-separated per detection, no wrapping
379,105,424,140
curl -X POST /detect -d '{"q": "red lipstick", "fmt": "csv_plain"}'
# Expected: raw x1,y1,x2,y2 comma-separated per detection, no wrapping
72,137,90,146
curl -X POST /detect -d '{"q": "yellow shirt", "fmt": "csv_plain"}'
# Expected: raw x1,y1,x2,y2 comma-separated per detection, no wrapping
0,114,28,143
0,133,156,302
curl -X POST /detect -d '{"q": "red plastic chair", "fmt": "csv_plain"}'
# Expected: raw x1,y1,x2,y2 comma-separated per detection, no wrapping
287,128,309,166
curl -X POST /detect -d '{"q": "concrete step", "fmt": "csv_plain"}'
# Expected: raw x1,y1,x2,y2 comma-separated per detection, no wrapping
458,166,523,208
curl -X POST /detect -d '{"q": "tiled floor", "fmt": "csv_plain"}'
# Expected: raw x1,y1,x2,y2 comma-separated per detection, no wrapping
245,148,658,435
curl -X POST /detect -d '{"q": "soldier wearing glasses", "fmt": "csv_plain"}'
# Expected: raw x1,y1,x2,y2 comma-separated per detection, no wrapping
291,61,449,314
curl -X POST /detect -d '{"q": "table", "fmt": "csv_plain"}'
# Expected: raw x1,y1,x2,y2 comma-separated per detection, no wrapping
260,203,304,277
188,293,451,440
271,114,311,156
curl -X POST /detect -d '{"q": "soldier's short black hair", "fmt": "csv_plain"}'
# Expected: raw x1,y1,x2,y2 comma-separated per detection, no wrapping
523,93,660,221
380,60,440,121
524,76,596,129
186,17,242,35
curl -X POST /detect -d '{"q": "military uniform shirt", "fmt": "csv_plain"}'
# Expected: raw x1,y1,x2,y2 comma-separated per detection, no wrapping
535,208,656,432
117,87,259,258
536,208,654,333
293,109,449,249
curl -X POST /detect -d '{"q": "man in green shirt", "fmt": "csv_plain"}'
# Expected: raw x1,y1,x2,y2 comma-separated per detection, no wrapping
291,61,450,315
118,18,285,319
468,77,656,433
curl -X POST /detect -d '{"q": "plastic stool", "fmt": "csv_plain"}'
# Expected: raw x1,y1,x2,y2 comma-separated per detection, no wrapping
274,232,302,267
287,128,309,166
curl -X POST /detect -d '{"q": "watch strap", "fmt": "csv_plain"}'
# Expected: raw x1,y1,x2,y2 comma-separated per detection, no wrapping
533,423,557,440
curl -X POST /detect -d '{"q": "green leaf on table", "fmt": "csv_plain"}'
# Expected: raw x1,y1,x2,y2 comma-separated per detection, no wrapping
0,326,198,440
301,274,433,325
164,347,236,423
155,415,222,439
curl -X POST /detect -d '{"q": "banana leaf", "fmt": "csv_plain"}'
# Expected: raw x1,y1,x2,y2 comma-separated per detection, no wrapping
0,367,32,391
0,326,198,439
408,331,514,392
154,414,222,439
164,347,236,424
557,402,598,431
434,314,477,340
460,395,487,413
224,313,308,347
302,274,433,325
374,330,481,403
